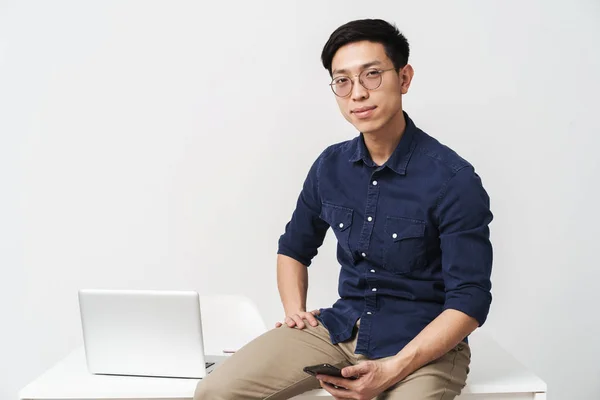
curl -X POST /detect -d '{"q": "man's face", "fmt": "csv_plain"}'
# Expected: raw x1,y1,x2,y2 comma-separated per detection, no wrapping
330,41,412,135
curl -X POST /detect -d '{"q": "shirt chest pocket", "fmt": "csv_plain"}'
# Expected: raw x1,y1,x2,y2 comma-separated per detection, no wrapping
319,203,353,258
382,217,427,274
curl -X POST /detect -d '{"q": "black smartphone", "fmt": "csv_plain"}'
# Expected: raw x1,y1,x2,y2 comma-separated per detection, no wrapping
303,363,358,380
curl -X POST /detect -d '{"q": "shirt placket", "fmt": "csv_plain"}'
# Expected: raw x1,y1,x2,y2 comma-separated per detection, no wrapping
355,168,383,354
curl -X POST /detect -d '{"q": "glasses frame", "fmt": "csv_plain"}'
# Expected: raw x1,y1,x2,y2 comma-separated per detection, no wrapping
329,67,398,97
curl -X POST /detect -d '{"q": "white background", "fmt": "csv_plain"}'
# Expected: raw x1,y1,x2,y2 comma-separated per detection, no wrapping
1,1,599,399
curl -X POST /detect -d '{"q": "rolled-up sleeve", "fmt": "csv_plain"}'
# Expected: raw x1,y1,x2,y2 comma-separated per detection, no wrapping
277,151,330,267
435,166,493,326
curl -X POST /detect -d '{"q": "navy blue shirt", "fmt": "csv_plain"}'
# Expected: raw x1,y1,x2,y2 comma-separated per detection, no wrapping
277,112,493,359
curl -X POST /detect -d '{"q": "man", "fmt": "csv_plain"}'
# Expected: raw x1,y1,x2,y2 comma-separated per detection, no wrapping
194,18,492,400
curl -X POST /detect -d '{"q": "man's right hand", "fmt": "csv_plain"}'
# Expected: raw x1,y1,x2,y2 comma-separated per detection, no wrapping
275,309,321,329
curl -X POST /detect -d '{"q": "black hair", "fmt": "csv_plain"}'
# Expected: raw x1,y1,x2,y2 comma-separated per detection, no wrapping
321,19,410,76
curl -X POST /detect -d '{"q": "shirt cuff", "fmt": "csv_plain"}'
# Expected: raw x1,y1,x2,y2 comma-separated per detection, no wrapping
277,246,311,267
443,285,492,326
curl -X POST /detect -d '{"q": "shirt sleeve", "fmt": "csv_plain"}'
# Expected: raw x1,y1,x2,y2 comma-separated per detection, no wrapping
277,151,331,267
435,166,494,326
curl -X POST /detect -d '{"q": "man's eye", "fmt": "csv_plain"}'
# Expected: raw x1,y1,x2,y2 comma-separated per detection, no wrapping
365,70,381,78
334,77,349,85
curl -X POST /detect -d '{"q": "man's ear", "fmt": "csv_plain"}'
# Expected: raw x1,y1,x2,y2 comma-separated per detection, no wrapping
400,64,414,95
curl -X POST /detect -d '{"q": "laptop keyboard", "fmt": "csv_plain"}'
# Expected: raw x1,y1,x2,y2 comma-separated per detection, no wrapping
206,362,215,369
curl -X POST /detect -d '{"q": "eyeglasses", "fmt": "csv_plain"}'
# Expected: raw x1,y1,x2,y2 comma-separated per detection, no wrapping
329,68,397,97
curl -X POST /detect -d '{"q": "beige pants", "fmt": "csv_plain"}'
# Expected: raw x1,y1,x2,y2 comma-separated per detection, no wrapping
194,319,470,400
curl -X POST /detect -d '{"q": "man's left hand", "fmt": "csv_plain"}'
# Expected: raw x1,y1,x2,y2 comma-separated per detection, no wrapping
317,359,400,400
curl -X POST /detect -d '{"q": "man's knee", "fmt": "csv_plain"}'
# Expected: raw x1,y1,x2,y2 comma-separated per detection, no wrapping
193,376,227,400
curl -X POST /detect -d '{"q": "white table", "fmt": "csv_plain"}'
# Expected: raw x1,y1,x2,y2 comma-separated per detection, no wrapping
19,331,546,400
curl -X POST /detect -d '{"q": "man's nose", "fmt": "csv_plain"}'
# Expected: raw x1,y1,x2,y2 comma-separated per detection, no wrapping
351,77,368,100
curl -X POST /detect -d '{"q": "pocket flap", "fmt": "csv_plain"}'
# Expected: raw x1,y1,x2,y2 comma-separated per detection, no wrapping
320,203,353,232
385,217,426,242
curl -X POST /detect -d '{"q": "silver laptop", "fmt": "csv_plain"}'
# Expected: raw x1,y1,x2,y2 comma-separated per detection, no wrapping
78,289,226,378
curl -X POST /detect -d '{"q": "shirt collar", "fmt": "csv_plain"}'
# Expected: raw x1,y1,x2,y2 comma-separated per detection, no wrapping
348,111,418,175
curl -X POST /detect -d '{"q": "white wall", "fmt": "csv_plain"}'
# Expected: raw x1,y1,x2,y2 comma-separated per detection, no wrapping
1,1,599,399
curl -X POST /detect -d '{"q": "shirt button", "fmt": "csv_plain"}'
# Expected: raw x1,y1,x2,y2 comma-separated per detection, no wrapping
367,311,372,315
339,223,344,229
372,180,378,186
370,269,375,273
392,233,398,239
367,216,373,222
372,288,377,292
361,252,366,258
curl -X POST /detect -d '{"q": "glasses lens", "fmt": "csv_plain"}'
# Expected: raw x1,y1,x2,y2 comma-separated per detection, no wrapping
331,77,352,97
360,69,383,90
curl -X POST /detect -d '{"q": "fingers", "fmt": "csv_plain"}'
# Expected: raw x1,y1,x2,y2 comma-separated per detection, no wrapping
284,316,296,328
304,310,321,326
305,312,319,327
340,361,373,381
291,314,305,329
319,379,351,398
280,310,321,330
341,365,357,378
284,315,303,328
317,375,347,388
